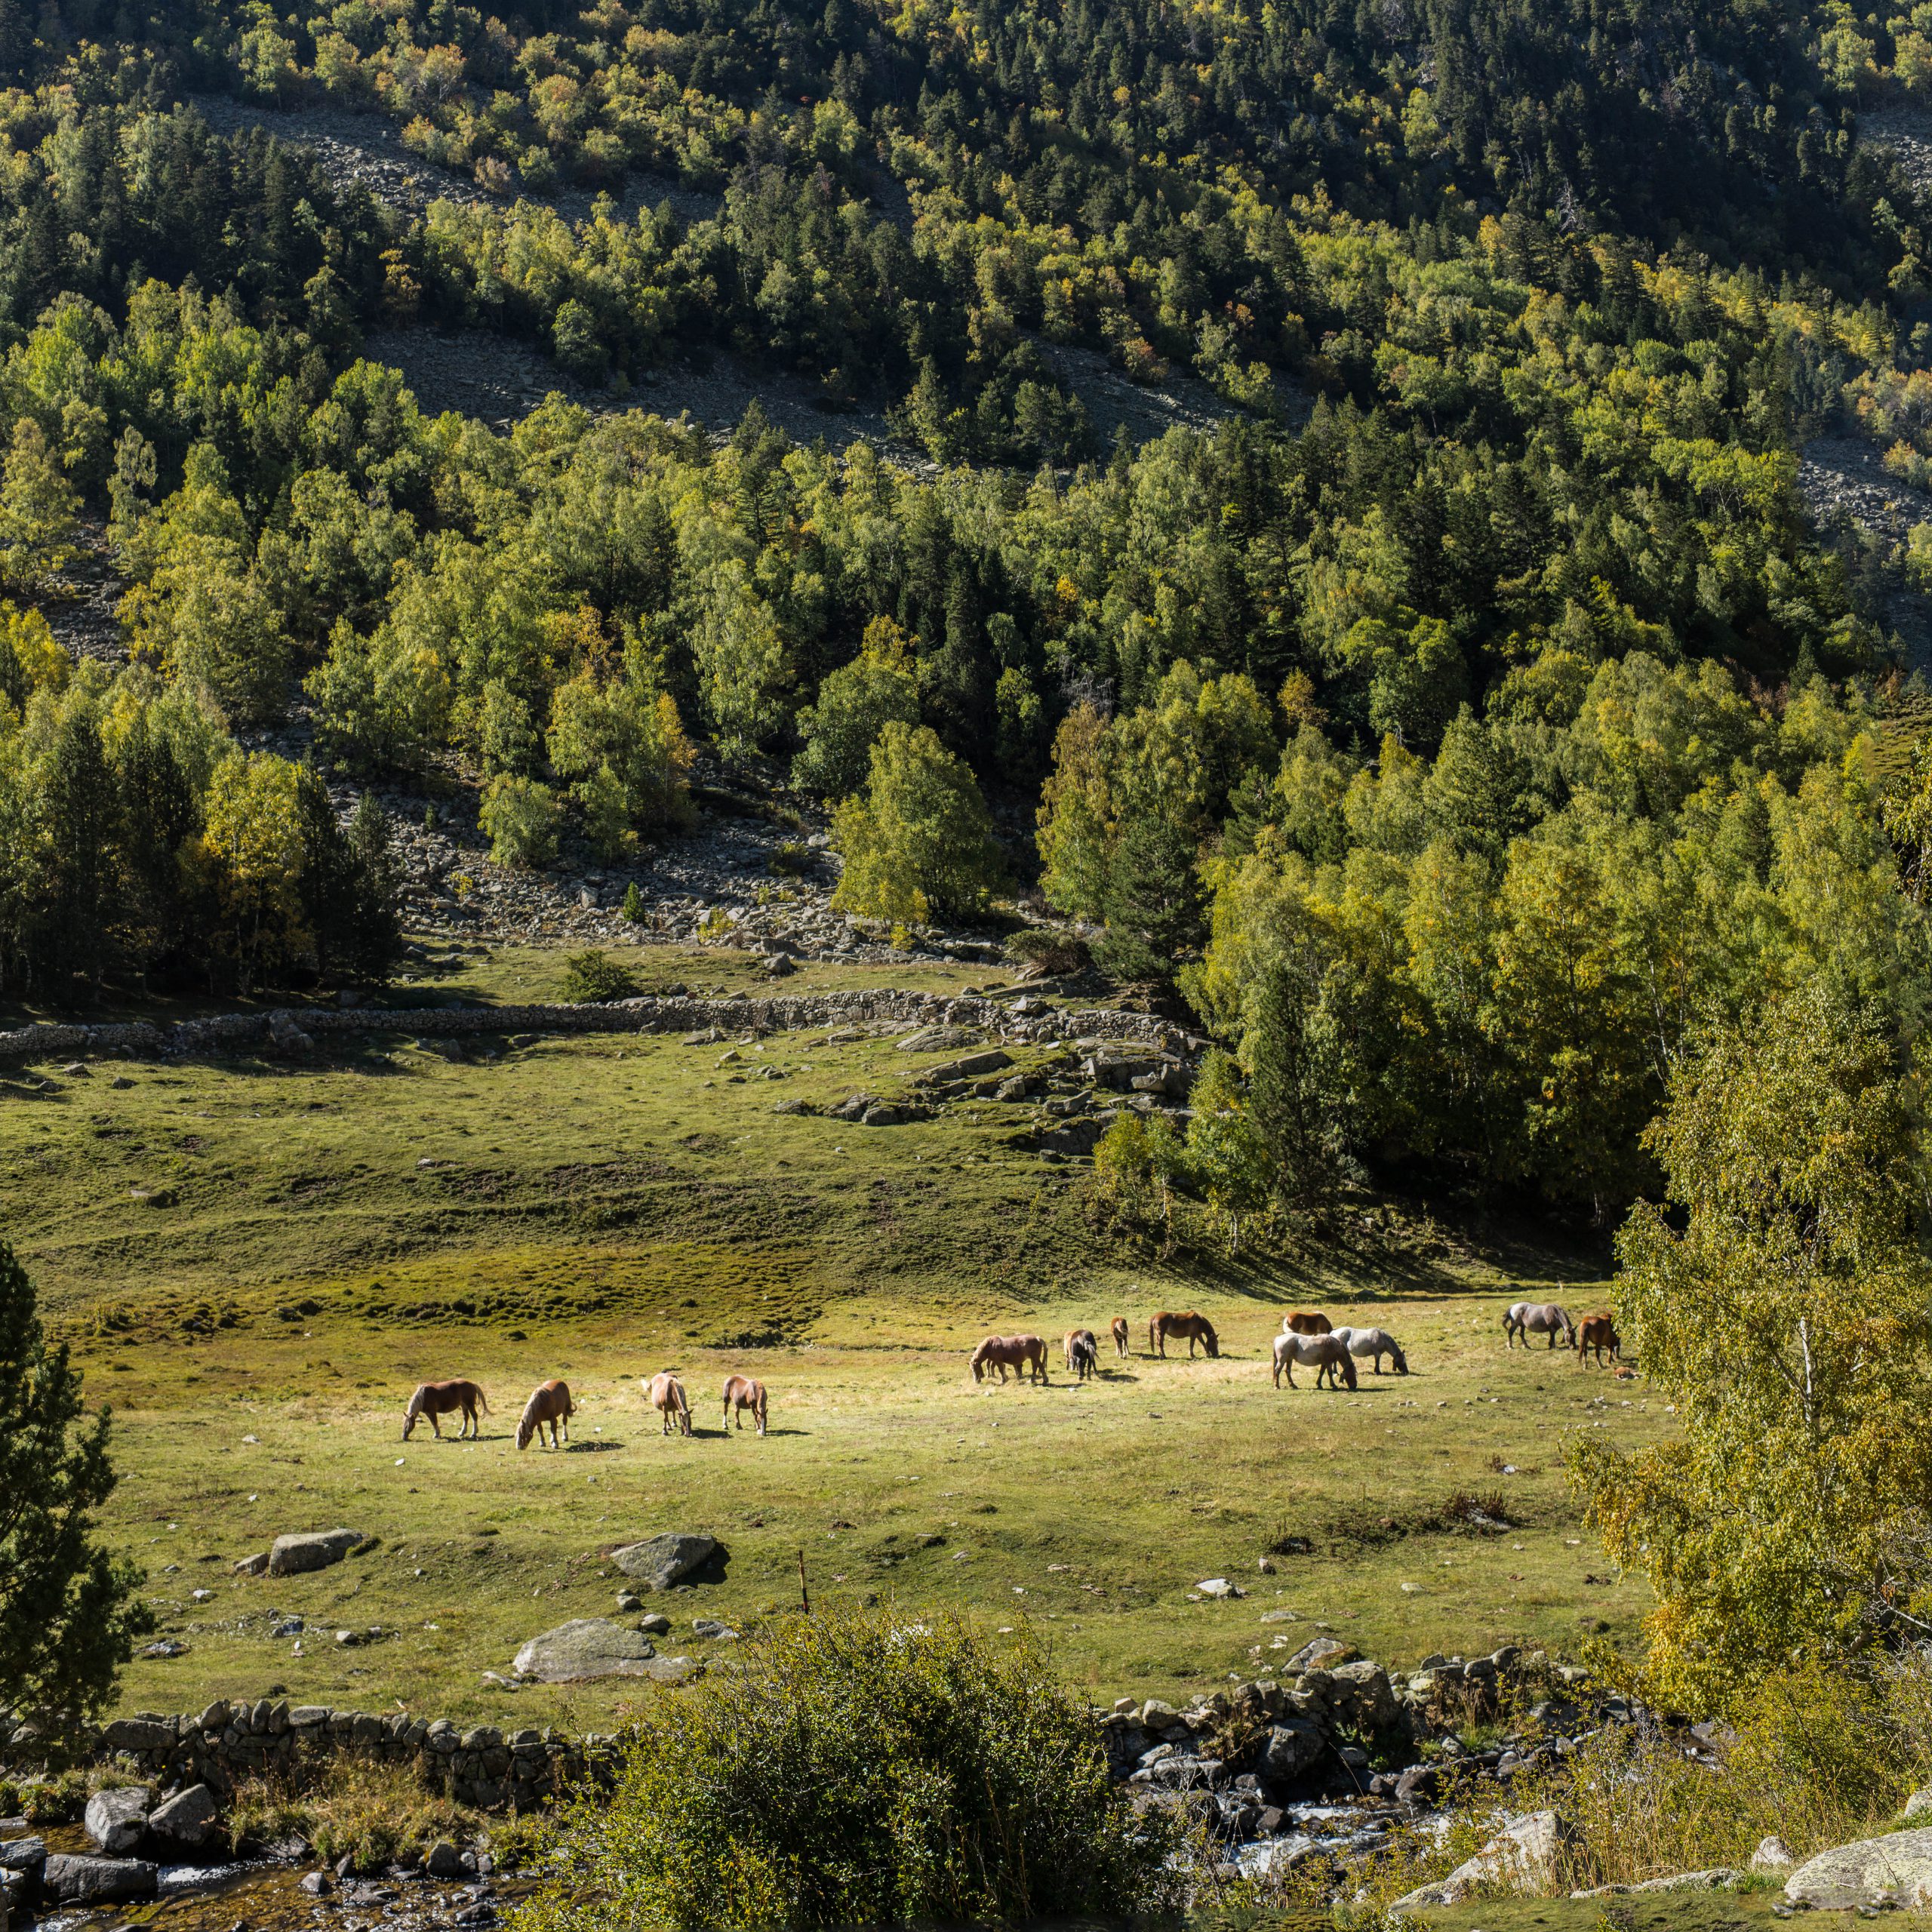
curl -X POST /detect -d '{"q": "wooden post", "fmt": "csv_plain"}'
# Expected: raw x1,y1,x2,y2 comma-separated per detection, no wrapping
797,1549,811,1616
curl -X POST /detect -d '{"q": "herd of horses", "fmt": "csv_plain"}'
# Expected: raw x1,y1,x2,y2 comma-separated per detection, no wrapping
396,1299,1624,1447
399,1370,771,1447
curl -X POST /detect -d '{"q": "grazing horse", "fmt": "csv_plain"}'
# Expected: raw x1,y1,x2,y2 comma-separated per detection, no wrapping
1503,1302,1577,1350
1577,1313,1621,1367
1149,1311,1219,1358
722,1374,769,1435
1063,1327,1098,1374
1066,1331,1098,1382
1110,1316,1131,1358
1283,1310,1332,1336
516,1379,573,1451
402,1380,488,1441
1331,1326,1409,1375
648,1371,693,1436
1272,1332,1358,1390
971,1335,1049,1384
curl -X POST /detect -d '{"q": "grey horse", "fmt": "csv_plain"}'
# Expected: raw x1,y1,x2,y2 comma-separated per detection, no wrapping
1503,1302,1575,1349
1331,1325,1409,1374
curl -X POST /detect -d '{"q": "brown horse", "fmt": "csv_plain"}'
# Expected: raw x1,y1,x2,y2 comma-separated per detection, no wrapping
648,1371,693,1436
402,1380,488,1441
1272,1332,1358,1390
1065,1330,1098,1381
1063,1327,1097,1372
1150,1311,1219,1358
971,1334,1049,1384
1110,1316,1130,1358
723,1374,768,1435
1283,1311,1332,1336
1577,1313,1621,1367
516,1379,573,1450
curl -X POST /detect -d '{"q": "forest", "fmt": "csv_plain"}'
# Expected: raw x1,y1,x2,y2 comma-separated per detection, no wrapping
1,0,1931,1220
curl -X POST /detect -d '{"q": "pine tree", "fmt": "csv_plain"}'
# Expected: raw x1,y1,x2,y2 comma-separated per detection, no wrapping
0,1236,151,1728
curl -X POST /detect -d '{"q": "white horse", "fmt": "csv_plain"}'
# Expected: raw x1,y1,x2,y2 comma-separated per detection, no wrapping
648,1371,693,1436
1332,1326,1408,1374
1503,1302,1575,1349
1272,1331,1357,1390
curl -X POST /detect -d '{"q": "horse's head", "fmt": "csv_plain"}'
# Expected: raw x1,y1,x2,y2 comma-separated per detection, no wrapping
1390,1340,1409,1374
1202,1322,1220,1357
401,1392,420,1441
515,1414,534,1451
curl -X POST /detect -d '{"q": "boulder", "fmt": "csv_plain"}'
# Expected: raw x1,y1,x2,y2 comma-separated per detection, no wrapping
97,1718,174,1753
40,1854,158,1906
1389,1810,1577,1913
148,1783,220,1853
1751,1835,1796,1872
1907,1786,1932,1823
266,1529,366,1577
609,1533,718,1591
1194,1579,1242,1600
1786,1826,1932,1909
1284,1636,1357,1672
84,1787,152,1856
1260,1720,1326,1783
513,1618,660,1682
0,1839,45,1875
426,1840,466,1879
897,1026,980,1053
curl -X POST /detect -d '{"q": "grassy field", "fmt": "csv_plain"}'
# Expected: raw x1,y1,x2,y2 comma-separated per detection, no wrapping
0,967,1655,1727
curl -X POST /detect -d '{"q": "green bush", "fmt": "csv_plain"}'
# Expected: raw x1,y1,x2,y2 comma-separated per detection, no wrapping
559,949,640,1004
512,1607,1184,1932
478,774,562,869
768,840,812,876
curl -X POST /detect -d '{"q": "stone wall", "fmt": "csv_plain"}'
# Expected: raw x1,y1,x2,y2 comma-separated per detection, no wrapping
0,989,1181,1068
78,1703,614,1812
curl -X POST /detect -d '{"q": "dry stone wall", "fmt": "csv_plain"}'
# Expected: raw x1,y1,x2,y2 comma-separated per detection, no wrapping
79,1702,612,1813
0,989,1181,1068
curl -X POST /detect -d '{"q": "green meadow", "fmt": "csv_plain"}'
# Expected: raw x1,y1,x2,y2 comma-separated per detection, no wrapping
0,951,1654,1727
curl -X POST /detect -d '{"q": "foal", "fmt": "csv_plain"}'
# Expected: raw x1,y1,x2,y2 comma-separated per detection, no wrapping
1067,1331,1098,1382
516,1379,573,1450
723,1373,768,1435
402,1380,488,1441
1110,1316,1131,1358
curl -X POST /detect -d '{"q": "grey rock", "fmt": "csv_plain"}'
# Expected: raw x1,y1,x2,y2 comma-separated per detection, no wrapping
147,1783,220,1851
1193,1579,1242,1599
512,1619,660,1682
691,1618,738,1641
1906,1785,1932,1822
1786,1826,1932,1909
41,1854,158,1906
637,1612,672,1635
1283,1637,1357,1672
266,1529,367,1577
897,1025,980,1053
1260,1720,1326,1783
609,1533,718,1591
426,1840,466,1878
98,1718,174,1752
0,1838,45,1872
1751,1835,1796,1872
84,1787,152,1856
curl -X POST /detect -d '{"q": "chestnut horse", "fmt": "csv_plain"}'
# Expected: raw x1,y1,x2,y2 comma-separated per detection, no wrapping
971,1334,1048,1384
1577,1313,1621,1367
402,1380,488,1441
1272,1332,1358,1390
1150,1311,1219,1358
1110,1316,1131,1358
1065,1330,1098,1382
516,1379,573,1451
723,1373,769,1435
1504,1302,1576,1349
1283,1311,1332,1336
648,1371,693,1435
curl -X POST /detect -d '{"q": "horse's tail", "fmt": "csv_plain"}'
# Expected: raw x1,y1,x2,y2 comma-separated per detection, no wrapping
475,1385,491,1414
1148,1315,1159,1352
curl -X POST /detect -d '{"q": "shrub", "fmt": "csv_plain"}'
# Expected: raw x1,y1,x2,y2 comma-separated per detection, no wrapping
1002,926,1092,978
620,881,645,923
229,1758,476,1875
512,1607,1185,1932
479,774,562,868
560,949,640,1003
768,840,812,876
